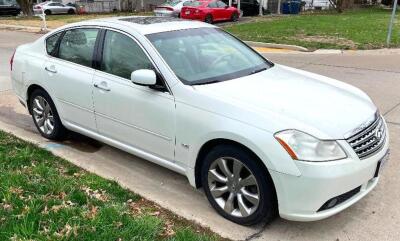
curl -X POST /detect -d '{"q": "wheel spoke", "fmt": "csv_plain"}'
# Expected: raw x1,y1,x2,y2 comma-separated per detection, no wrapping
33,108,43,116
240,188,259,206
237,194,251,216
217,158,232,178
232,160,243,182
47,114,54,123
208,169,228,183
36,117,45,127
239,175,256,188
210,185,229,198
224,192,235,214
46,119,54,131
34,98,44,111
44,102,51,113
39,97,46,112
43,119,49,133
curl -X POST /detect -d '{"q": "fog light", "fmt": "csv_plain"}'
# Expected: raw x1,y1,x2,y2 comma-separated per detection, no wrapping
327,198,338,208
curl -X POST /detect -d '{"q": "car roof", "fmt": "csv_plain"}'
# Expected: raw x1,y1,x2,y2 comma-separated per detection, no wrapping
62,16,217,35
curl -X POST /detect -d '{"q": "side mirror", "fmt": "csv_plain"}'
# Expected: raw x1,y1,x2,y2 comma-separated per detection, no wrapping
131,69,157,86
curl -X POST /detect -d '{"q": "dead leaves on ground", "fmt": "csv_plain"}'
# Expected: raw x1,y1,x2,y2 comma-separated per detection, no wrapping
82,186,109,202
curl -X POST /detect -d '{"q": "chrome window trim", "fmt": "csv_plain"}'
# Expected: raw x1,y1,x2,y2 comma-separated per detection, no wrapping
44,25,173,95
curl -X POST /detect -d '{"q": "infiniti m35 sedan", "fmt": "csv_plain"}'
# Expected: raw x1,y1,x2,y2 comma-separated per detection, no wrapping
10,17,390,225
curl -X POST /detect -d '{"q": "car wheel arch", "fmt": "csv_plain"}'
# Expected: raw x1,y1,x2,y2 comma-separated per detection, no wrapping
26,84,60,117
194,138,275,189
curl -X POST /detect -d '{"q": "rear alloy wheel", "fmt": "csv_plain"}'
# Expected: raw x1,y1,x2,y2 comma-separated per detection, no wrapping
205,14,213,24
201,145,277,225
231,12,239,22
44,9,51,15
68,9,75,14
30,89,67,140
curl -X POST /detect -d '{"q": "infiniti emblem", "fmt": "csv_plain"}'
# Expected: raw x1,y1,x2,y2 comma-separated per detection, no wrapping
375,129,382,140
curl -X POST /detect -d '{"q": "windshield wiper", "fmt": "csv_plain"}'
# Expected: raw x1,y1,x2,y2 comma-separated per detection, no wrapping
251,67,267,75
193,80,222,85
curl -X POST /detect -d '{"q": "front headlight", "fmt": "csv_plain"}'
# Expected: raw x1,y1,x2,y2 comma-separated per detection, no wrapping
274,130,347,162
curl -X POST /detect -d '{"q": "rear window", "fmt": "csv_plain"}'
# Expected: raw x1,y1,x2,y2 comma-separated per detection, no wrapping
162,0,182,6
46,32,63,56
183,1,204,6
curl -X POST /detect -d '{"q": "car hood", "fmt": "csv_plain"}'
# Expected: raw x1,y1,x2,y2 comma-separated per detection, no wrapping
193,64,377,139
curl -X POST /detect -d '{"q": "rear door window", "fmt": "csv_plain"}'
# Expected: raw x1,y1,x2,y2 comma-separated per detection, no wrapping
58,28,99,67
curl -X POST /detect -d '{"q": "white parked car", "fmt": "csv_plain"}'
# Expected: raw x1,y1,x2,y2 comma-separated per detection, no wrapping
153,0,191,17
33,1,76,15
10,17,390,225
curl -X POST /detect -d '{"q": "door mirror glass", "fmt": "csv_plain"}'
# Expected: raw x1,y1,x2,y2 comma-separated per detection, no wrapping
131,69,157,86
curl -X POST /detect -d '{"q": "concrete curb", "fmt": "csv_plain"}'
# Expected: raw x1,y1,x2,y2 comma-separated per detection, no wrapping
0,23,45,31
244,41,309,52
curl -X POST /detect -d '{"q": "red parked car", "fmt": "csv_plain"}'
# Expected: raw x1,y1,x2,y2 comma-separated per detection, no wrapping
180,0,240,24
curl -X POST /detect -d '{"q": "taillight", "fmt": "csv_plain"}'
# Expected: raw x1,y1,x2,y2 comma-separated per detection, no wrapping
156,6,173,11
10,50,15,71
34,5,42,9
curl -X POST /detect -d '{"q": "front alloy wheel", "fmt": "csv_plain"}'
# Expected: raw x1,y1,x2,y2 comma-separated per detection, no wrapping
202,145,277,225
208,157,260,217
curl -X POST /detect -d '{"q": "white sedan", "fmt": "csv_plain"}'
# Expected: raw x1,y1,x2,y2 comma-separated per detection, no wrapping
10,17,390,225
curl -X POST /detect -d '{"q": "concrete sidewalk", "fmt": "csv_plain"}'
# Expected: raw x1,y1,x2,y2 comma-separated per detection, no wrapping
1,30,400,241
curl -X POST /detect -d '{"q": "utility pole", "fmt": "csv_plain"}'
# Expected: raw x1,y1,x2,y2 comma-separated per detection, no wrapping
386,0,398,47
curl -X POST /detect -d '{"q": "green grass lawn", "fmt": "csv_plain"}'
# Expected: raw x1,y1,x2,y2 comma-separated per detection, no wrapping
224,7,400,50
0,131,222,241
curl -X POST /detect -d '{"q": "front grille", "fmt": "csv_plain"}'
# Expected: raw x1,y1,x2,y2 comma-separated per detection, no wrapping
346,115,386,159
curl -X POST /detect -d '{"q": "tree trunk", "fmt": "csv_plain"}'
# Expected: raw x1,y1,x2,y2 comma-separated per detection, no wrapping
16,0,34,16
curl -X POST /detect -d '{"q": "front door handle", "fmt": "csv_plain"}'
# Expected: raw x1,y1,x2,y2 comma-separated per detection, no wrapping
45,66,57,74
94,83,111,92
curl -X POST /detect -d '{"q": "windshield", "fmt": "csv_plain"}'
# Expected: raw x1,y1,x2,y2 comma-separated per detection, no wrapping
147,28,271,85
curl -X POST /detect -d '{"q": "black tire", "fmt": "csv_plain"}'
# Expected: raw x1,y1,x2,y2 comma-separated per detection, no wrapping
205,14,213,24
29,89,68,140
44,9,51,15
68,9,75,14
231,12,239,22
201,144,277,225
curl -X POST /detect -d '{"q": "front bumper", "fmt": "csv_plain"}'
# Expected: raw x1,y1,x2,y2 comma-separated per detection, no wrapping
271,125,390,221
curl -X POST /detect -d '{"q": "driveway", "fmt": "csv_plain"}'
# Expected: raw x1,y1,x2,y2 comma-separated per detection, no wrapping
0,30,399,241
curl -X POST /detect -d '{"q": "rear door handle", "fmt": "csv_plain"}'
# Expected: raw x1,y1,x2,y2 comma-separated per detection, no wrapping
94,83,111,92
45,66,57,74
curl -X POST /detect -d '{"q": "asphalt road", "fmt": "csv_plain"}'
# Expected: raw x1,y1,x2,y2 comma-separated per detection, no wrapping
0,30,399,241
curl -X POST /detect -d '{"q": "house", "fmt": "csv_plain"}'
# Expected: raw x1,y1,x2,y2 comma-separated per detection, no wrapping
74,0,164,12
